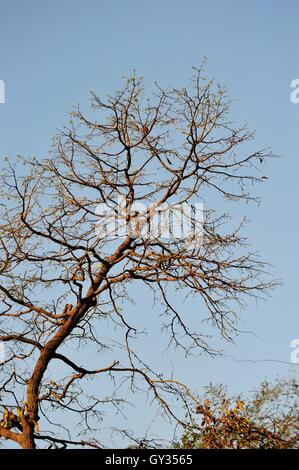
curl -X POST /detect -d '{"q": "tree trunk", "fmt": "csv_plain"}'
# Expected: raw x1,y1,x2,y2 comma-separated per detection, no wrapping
21,422,35,449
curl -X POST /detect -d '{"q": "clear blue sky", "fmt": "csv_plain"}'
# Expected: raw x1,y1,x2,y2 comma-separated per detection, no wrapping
0,0,298,447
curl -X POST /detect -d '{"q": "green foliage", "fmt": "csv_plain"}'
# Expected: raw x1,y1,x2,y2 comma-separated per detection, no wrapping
175,377,299,449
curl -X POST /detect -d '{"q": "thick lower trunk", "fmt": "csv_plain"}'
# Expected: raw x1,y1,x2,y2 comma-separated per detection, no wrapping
21,422,35,449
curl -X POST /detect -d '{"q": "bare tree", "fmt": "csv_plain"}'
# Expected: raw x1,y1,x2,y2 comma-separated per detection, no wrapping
0,66,276,448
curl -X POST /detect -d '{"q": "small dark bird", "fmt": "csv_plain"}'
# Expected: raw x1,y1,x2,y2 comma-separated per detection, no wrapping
259,157,264,164
166,157,173,165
